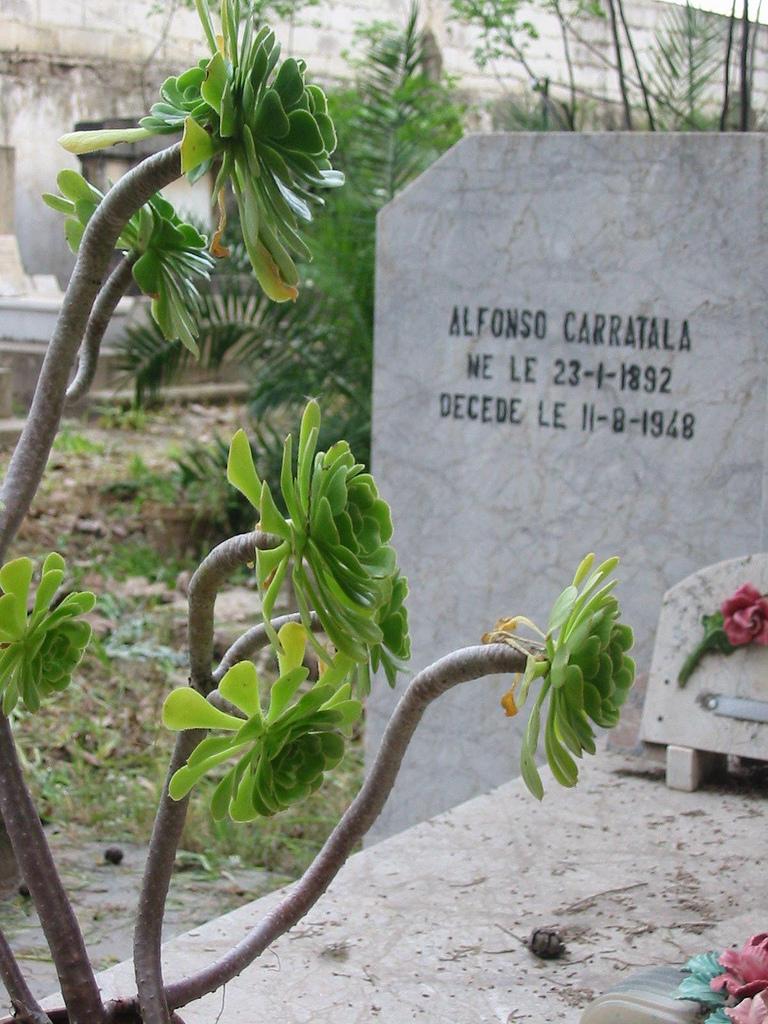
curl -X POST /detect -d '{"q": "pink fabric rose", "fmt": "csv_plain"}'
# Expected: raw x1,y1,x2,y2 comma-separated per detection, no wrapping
721,586,768,646
726,993,768,1024
712,934,768,1000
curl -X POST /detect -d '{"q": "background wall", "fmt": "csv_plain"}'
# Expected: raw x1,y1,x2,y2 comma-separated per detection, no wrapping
2,0,767,281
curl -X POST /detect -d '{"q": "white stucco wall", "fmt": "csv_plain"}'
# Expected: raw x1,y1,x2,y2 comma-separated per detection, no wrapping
1,0,766,280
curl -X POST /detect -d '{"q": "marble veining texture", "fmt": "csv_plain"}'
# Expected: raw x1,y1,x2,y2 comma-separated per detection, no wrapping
368,133,768,839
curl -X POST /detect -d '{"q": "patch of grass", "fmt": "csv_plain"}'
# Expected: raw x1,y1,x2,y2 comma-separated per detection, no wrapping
100,542,185,587
53,428,106,456
93,405,148,431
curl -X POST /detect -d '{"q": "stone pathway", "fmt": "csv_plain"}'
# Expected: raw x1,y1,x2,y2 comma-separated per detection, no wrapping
0,831,278,1001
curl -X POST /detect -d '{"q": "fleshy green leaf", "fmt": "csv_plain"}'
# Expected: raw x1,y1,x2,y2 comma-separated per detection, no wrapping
163,688,244,731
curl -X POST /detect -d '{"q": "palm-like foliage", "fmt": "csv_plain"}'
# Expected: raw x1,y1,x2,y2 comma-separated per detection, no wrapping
647,1,725,130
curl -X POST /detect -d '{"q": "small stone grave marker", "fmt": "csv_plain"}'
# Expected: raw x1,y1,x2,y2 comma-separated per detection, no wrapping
368,133,768,838
641,553,768,790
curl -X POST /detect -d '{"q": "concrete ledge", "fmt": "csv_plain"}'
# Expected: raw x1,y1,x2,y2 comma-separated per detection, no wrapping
89,381,251,409
68,752,763,1023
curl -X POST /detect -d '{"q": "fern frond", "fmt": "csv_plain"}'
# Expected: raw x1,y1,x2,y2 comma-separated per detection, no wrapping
647,1,724,129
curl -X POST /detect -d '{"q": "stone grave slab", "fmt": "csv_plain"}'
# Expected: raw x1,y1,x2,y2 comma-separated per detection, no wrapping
641,553,768,787
41,753,766,1023
369,132,768,838
0,235,28,297
0,149,13,235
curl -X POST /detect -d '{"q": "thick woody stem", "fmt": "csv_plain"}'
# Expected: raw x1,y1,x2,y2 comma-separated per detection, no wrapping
134,532,277,1024
0,926,52,1024
0,716,105,1024
0,144,181,561
65,254,138,405
165,643,525,1009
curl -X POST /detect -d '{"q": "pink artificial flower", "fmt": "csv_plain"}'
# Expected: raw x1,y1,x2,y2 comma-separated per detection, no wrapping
712,934,768,1000
726,993,768,1024
721,585,768,646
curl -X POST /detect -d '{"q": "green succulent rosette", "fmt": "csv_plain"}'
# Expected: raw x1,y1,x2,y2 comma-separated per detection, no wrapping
489,553,635,799
58,0,343,303
0,554,95,714
227,400,410,693
163,622,360,819
42,170,214,354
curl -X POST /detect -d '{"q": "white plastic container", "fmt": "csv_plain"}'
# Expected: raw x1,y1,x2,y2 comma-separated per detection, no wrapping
580,966,702,1023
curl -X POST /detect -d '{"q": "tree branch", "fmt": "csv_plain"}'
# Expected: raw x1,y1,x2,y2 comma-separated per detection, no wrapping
0,716,105,1024
615,0,656,129
165,643,526,1009
133,531,278,1024
0,143,181,561
605,0,634,128
65,254,138,405
0,927,52,1024
721,0,737,129
552,0,578,129
740,0,751,130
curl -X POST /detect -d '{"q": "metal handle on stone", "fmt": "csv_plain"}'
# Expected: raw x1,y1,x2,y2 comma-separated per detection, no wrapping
700,692,768,724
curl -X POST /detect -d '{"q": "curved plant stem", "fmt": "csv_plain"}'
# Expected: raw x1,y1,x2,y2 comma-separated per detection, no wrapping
0,716,105,1024
0,143,181,561
65,254,138,405
187,531,275,691
134,531,277,1024
213,611,321,683
165,643,525,1009
131,731,202,1024
0,926,52,1024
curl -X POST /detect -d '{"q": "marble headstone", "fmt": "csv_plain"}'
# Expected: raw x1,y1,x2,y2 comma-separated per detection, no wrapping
367,133,768,839
642,554,768,762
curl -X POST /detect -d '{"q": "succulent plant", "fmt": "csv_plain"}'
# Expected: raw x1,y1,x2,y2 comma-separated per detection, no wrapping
488,553,635,799
0,554,94,714
163,623,361,819
42,171,214,354
58,0,343,303
227,400,410,693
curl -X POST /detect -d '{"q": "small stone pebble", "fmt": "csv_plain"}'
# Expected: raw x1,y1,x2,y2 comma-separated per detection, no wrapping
527,927,566,959
104,846,124,866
